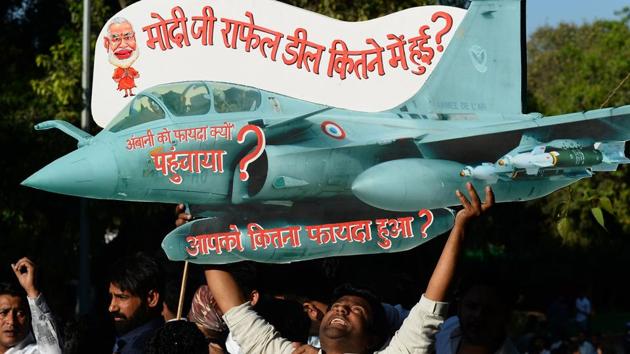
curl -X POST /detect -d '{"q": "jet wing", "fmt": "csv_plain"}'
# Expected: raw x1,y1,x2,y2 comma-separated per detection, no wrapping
415,106,630,163
248,105,628,165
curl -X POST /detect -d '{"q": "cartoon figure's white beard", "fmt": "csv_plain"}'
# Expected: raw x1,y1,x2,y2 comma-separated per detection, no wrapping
108,48,139,69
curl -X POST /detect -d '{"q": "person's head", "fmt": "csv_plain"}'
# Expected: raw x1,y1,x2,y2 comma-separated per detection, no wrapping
104,17,138,68
282,273,333,336
108,252,163,335
455,275,515,349
282,293,330,336
187,285,227,346
0,283,30,350
228,262,260,304
303,299,329,335
160,279,179,322
319,284,387,354
145,320,208,354
453,263,516,349
161,262,198,322
254,296,311,344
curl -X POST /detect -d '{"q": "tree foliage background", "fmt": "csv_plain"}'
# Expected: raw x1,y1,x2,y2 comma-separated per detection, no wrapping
528,17,630,247
1,0,630,349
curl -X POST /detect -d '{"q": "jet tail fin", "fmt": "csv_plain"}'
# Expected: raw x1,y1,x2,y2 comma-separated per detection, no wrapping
402,0,525,117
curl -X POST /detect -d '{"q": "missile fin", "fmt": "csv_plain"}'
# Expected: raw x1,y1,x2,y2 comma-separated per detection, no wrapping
594,141,630,164
531,145,546,155
591,163,619,172
525,168,539,175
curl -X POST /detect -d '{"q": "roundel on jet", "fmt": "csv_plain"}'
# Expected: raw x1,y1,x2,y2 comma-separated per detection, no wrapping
321,121,346,140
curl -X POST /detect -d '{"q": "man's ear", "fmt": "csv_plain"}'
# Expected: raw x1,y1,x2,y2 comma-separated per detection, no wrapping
303,302,323,321
103,37,110,50
250,290,260,306
147,289,160,308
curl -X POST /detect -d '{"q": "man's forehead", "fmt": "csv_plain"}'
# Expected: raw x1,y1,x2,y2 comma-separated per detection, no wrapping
109,22,133,34
109,283,135,296
0,294,25,308
334,295,371,309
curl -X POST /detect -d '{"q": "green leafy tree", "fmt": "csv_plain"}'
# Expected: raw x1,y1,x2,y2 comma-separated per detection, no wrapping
0,0,74,246
30,0,110,122
282,0,434,21
527,18,630,246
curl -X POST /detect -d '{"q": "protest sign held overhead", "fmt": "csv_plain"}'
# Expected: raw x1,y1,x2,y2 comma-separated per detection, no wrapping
22,0,630,264
92,0,466,127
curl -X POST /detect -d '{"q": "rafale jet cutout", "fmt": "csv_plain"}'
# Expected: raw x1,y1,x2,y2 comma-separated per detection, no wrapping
23,0,630,264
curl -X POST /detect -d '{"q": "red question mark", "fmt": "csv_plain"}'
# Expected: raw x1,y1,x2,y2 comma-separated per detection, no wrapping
237,124,266,182
431,11,453,52
417,209,434,239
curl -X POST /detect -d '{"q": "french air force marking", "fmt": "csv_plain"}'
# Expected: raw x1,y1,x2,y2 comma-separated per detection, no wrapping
321,121,346,140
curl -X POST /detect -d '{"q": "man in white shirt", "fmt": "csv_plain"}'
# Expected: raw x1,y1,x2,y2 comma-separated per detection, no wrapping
206,183,494,354
0,257,61,354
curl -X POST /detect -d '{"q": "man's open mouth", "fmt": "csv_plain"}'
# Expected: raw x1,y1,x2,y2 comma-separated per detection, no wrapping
114,49,133,59
329,317,348,327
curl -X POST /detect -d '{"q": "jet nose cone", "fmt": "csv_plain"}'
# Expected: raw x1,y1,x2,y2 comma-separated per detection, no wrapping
22,143,118,199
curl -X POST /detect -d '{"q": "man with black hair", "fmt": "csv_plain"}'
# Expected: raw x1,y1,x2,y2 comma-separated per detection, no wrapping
254,296,312,344
108,252,164,354
286,284,407,351
145,320,208,354
160,261,201,322
221,263,314,353
313,284,390,353
436,284,518,354
1,257,61,354
206,183,494,354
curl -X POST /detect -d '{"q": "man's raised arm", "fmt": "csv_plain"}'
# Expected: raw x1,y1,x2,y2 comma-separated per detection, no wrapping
380,183,494,354
12,257,62,354
425,183,494,302
205,267,295,354
204,268,247,313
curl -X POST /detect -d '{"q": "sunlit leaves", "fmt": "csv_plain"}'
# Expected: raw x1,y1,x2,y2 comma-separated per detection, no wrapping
528,21,630,115
527,15,630,247
591,207,606,230
30,0,110,123
280,0,435,21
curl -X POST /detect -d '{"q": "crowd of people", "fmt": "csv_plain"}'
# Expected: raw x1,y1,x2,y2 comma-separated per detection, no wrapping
1,184,623,353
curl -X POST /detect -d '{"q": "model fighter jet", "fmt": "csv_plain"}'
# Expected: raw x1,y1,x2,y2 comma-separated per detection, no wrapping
23,0,630,263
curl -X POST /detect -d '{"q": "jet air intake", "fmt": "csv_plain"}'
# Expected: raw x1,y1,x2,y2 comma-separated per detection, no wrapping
232,145,378,204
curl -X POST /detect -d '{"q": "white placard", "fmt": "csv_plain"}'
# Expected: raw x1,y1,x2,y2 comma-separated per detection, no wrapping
92,0,466,127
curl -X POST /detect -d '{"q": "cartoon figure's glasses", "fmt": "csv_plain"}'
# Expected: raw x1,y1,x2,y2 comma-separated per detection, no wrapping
111,32,135,44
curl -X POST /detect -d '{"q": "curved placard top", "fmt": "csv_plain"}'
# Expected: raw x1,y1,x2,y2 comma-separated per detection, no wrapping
92,0,466,127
